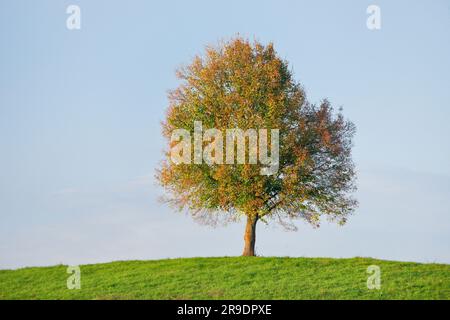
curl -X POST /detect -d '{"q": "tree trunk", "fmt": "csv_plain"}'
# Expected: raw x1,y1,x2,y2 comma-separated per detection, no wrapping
242,215,258,256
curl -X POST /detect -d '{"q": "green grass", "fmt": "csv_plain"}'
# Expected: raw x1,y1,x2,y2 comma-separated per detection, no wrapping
0,257,449,300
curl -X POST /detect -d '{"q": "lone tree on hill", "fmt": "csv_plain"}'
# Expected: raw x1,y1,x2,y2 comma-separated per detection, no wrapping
157,37,357,256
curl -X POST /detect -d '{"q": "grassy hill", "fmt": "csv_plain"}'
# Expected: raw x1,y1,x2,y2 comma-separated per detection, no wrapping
0,257,449,300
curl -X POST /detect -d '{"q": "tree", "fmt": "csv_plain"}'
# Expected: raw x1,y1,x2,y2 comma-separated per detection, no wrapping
157,37,357,256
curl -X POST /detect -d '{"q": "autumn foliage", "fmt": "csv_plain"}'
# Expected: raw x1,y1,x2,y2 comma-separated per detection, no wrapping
157,37,357,256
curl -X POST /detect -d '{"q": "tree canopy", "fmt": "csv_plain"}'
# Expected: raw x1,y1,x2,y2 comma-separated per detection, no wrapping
157,37,357,255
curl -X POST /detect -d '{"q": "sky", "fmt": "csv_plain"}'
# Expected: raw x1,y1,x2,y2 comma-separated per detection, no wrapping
0,0,449,269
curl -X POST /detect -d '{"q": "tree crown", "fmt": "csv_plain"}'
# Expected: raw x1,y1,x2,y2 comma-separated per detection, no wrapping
157,37,357,229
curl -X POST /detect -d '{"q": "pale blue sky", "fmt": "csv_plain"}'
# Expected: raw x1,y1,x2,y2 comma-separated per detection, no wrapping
0,0,449,268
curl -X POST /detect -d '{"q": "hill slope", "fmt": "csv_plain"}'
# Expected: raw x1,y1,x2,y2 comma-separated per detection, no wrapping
0,257,449,300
